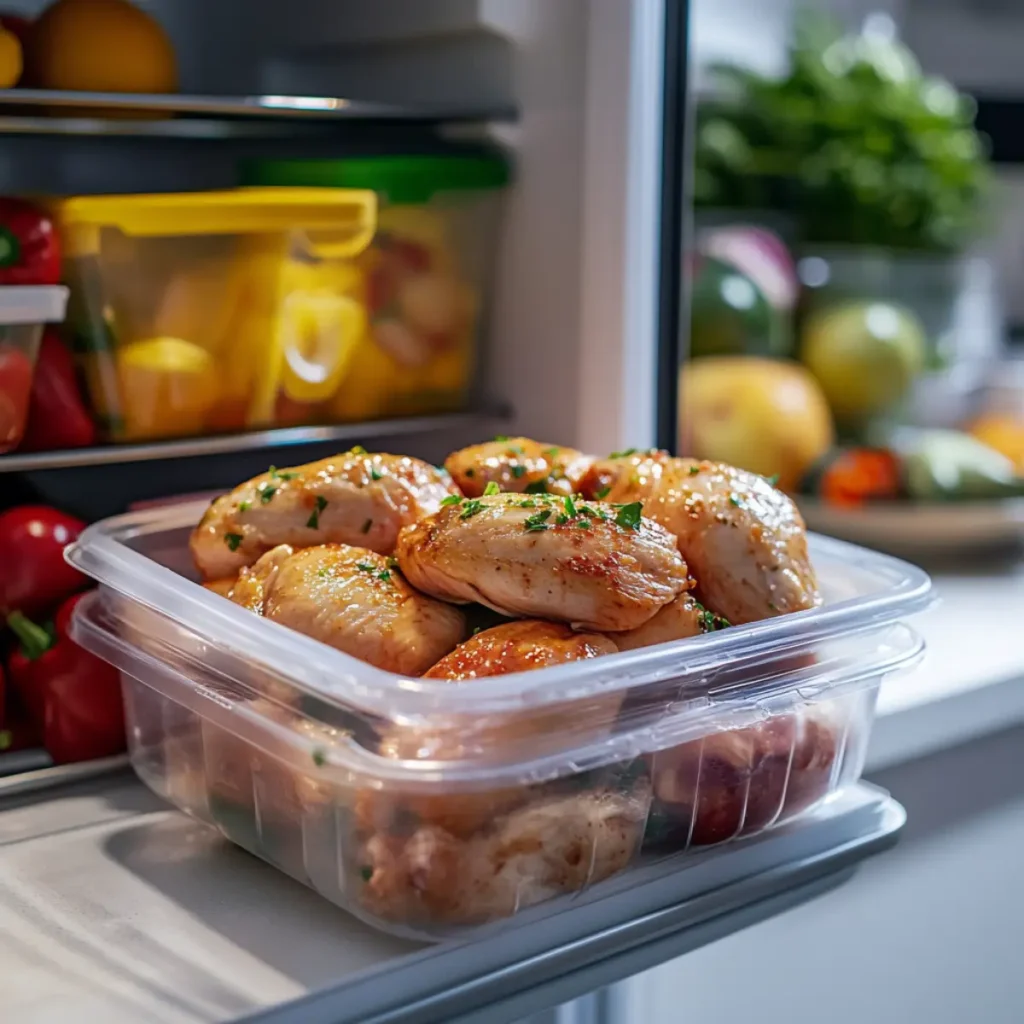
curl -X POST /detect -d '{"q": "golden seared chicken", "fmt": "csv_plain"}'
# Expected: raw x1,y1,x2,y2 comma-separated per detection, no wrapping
445,437,593,497
361,780,651,925
396,492,689,631
357,621,622,839
228,544,294,613
190,450,458,580
582,453,820,625
229,544,465,676
201,577,237,599
614,591,728,651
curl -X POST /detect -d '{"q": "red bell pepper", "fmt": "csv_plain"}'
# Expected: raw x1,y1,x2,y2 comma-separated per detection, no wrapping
21,328,96,451
6,593,125,764
0,199,61,286
0,505,88,618
0,340,34,452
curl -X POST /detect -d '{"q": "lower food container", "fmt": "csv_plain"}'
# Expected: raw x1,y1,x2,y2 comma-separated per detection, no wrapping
68,501,930,941
0,285,69,452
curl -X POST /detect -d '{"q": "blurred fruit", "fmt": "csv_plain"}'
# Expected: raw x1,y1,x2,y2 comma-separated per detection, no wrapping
26,0,177,94
966,414,1024,474
0,26,21,86
679,356,835,491
804,447,903,507
690,254,785,359
0,12,32,46
703,226,798,313
280,292,366,403
801,301,926,428
116,337,215,440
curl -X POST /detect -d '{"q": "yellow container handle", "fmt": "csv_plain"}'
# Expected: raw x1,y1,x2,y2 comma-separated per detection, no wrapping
56,188,378,258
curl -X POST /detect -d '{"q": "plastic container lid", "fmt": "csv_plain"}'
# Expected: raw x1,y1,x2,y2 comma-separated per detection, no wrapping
0,285,69,324
241,155,511,204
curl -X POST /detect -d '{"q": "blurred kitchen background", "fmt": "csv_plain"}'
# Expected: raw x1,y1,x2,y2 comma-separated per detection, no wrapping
679,0,1024,562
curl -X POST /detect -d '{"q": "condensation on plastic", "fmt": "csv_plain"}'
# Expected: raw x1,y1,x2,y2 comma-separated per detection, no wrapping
68,501,931,940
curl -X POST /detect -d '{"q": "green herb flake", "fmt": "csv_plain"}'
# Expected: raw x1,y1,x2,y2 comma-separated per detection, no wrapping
387,556,400,570
484,481,501,496
543,447,560,458
765,473,780,487
370,467,383,481
317,568,330,578
688,465,701,475
472,626,482,635
440,494,463,507
614,501,643,531
306,495,329,529
518,499,536,508
459,499,485,520
525,479,549,494
728,494,743,508
268,465,300,481
511,464,527,479
609,447,638,459
506,444,525,456
349,445,367,455
595,486,611,499
563,494,577,517
361,518,373,534
238,500,252,512
259,484,277,505
224,532,243,552
360,865,373,882
524,508,553,532
556,513,569,525
377,570,391,582
493,434,509,442
356,562,376,572
577,519,592,529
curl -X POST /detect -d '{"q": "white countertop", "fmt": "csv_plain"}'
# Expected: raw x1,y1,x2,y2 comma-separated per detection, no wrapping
867,561,1024,771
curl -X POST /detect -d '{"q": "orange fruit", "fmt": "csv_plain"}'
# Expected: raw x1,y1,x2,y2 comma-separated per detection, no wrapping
26,0,177,93
0,27,22,87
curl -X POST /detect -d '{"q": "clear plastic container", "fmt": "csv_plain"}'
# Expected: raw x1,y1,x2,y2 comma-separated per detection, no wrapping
0,285,69,453
54,189,377,441
241,154,510,422
67,500,930,941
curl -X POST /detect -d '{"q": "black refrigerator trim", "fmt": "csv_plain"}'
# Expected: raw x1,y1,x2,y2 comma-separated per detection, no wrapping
654,0,691,453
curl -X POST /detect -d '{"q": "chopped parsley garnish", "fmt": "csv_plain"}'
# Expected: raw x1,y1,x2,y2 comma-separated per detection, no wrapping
268,465,299,481
317,568,330,578
728,494,743,508
224,532,243,551
360,865,373,882
306,495,328,529
577,519,592,529
361,518,373,534
484,481,501,496
688,465,701,475
595,486,611,499
349,445,367,455
511,464,526,479
556,513,569,525
312,748,327,767
459,499,485,519
370,467,383,480
472,626,482,635
525,479,549,494
440,494,463,506
387,557,399,569
238,500,252,512
614,501,643,530
609,447,638,459
518,498,536,508
543,447,560,458
564,494,577,517
377,570,392,581
259,484,277,505
765,473,780,487
465,468,475,478
356,562,376,572
524,509,552,532
507,444,524,455
699,609,731,632
493,434,509,442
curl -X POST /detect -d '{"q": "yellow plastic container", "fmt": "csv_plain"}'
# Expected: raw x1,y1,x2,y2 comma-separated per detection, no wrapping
56,188,377,440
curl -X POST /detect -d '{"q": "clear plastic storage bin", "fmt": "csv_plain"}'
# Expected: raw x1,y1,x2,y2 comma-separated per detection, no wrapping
241,154,510,422
55,189,377,441
0,285,69,452
68,500,930,941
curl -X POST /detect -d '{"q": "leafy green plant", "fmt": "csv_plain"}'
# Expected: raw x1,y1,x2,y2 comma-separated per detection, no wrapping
694,15,989,252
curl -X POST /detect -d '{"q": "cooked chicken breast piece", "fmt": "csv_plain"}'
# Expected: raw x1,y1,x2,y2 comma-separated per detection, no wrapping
357,621,622,839
201,577,237,599
361,781,651,925
446,437,593,497
230,544,465,676
395,492,690,631
613,590,727,651
228,544,294,613
583,453,820,625
190,450,458,580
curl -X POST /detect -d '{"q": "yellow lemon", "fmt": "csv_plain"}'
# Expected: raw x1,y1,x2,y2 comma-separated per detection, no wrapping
117,337,215,440
27,0,178,93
